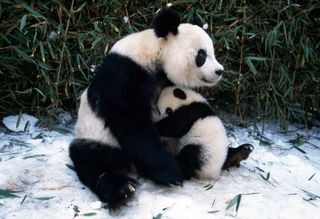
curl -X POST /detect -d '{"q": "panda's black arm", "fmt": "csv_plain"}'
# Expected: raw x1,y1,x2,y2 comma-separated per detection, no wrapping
107,107,183,185
87,53,183,185
155,102,214,137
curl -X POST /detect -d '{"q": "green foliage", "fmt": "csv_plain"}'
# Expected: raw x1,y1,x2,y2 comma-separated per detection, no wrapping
226,194,242,212
0,189,20,198
0,0,319,127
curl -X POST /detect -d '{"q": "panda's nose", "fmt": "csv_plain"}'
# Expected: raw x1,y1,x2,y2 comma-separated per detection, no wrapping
215,70,224,76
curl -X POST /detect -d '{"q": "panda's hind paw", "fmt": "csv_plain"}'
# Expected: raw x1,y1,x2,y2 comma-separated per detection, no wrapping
222,143,253,170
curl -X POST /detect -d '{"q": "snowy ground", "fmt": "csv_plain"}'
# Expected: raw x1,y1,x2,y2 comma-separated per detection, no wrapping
0,114,319,219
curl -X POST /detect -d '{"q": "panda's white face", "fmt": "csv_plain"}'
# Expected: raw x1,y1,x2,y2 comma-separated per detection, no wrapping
160,24,224,88
157,86,206,119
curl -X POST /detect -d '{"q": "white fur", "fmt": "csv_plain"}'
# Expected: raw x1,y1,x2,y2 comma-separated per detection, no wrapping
179,117,228,179
161,24,224,88
110,29,161,72
74,89,120,148
157,86,229,179
110,24,223,87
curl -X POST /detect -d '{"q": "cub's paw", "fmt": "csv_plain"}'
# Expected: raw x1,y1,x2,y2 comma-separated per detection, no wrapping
95,173,137,210
222,143,254,170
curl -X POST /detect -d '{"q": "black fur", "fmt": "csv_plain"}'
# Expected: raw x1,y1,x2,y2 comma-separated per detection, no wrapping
173,88,187,100
154,69,174,102
192,14,206,29
165,107,173,116
69,139,136,209
176,144,203,180
196,49,207,67
87,53,183,186
152,7,180,38
152,69,175,119
223,144,254,170
155,102,215,137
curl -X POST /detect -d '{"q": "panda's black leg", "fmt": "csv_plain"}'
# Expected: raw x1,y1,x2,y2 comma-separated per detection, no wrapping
176,144,203,180
69,139,136,209
222,143,254,170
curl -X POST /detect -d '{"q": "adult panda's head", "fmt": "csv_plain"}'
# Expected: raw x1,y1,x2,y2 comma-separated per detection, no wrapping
157,86,207,120
154,8,224,88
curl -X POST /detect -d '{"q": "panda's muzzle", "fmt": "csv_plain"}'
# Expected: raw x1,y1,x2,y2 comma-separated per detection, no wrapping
201,77,215,84
215,70,224,76
201,69,224,83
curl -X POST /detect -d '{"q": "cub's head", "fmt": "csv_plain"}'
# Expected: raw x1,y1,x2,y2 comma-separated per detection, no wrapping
157,86,206,119
153,8,224,88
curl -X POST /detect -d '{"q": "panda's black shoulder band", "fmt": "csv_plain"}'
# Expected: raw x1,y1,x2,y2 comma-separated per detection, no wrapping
152,7,180,38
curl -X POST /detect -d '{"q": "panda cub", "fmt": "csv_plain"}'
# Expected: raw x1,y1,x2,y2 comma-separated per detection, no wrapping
156,86,228,180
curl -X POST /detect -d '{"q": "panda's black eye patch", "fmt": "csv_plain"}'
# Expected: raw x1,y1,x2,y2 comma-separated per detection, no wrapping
195,49,207,67
173,88,187,100
165,107,173,116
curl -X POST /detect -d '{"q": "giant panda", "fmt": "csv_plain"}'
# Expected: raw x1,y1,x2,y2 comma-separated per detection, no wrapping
155,86,228,180
69,8,224,209
155,86,254,180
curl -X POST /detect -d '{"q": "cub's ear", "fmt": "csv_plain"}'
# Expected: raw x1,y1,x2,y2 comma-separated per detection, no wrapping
152,7,180,38
173,88,187,100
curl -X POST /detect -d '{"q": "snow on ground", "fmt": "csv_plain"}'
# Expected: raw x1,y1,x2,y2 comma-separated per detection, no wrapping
0,115,319,219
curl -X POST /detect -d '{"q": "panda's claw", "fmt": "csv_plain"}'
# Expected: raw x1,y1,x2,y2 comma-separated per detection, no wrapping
243,143,254,151
95,174,137,210
128,183,136,192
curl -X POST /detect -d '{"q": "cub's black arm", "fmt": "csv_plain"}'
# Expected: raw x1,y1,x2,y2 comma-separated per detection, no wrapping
155,102,214,137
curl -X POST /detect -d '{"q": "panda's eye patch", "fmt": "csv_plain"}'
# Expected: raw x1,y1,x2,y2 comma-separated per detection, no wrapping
195,49,207,67
173,88,187,100
165,107,173,116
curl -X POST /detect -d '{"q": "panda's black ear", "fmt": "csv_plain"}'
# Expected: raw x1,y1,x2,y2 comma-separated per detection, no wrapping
152,7,180,38
173,88,187,100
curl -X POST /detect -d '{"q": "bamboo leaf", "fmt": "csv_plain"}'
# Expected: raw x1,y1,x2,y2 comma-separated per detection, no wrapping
73,2,87,13
293,146,306,154
19,15,27,31
34,196,54,201
34,88,47,100
308,173,316,181
152,213,162,219
19,2,45,20
16,111,22,129
226,194,242,212
0,189,20,198
208,210,220,213
83,212,97,217
39,42,45,63
23,120,30,132
260,172,271,181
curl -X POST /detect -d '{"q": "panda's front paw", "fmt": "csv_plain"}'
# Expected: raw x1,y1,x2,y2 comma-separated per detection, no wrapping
151,164,183,186
95,173,137,210
139,156,184,186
